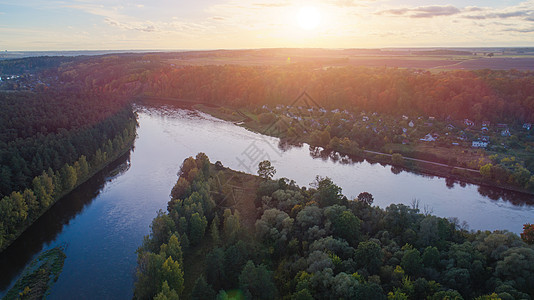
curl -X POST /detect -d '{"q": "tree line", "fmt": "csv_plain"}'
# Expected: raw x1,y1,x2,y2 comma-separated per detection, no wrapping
135,154,534,299
0,56,142,252
142,65,534,124
0,114,137,251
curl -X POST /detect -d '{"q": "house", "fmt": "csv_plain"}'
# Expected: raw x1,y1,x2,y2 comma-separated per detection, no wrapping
501,129,511,137
481,126,489,132
481,136,490,142
402,139,410,145
482,121,491,127
523,123,532,130
472,140,488,148
420,134,436,142
446,124,455,130
428,116,435,121
362,116,369,122
402,115,409,120
464,119,474,127
408,121,415,128
402,128,408,133
452,142,460,146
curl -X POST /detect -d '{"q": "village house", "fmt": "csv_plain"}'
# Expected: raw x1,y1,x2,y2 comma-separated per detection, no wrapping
472,140,488,148
408,121,415,128
523,123,532,130
501,128,511,137
420,134,436,142
464,119,475,127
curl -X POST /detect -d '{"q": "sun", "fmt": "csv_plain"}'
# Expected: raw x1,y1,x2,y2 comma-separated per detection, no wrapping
297,6,321,30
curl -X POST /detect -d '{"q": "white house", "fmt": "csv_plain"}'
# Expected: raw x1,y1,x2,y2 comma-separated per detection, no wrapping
501,129,511,137
524,123,532,130
420,134,436,142
472,141,489,148
408,121,415,128
464,119,474,127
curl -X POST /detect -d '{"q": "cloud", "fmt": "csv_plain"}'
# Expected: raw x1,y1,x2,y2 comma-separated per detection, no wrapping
462,1,534,21
504,27,534,33
328,0,372,7
105,18,158,32
378,5,460,18
253,2,289,8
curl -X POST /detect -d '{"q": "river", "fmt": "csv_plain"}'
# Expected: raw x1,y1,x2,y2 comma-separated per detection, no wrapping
1,100,533,299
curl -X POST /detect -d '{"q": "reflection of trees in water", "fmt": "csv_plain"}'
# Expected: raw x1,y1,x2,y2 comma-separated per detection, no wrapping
277,138,303,152
478,185,534,206
307,145,534,209
0,150,132,292
391,166,403,175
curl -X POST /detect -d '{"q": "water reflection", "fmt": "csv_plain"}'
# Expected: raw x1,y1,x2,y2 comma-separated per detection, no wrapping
0,150,132,292
307,145,534,206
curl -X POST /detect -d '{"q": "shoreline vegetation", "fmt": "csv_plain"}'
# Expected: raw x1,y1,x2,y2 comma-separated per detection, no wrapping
134,154,534,299
3,245,67,299
0,113,137,253
191,102,534,197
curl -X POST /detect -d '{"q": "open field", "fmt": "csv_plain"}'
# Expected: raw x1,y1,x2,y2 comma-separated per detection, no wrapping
162,48,534,70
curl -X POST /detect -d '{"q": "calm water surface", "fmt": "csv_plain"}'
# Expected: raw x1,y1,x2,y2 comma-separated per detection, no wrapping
1,101,533,299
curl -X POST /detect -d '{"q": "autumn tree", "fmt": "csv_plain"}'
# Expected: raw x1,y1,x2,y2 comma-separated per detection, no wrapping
258,160,276,179
521,223,534,244
357,192,374,206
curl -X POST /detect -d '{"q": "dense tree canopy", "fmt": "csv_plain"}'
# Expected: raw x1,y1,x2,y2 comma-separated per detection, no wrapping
136,154,534,299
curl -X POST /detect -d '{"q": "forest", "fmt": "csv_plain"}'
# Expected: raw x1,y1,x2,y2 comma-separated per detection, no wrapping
0,55,142,252
135,154,534,300
141,64,534,124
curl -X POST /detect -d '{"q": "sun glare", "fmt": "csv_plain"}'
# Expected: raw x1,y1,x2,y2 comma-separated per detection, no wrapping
297,6,321,30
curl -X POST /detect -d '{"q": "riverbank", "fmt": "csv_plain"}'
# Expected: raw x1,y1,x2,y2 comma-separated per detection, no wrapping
0,119,137,254
194,103,534,197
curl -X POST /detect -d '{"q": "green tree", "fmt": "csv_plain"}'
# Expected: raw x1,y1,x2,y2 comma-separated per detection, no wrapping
160,234,183,265
161,257,184,295
77,155,89,179
258,160,276,179
239,260,277,300
61,164,77,190
189,212,207,246
480,163,492,179
314,176,344,207
401,248,423,277
191,276,216,300
422,246,440,268
331,210,361,246
153,281,179,300
355,241,383,274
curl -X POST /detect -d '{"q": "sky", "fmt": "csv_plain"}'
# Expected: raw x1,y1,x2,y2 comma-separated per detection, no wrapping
0,0,533,50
